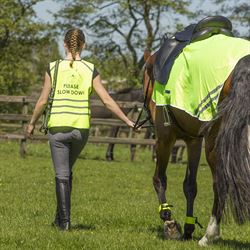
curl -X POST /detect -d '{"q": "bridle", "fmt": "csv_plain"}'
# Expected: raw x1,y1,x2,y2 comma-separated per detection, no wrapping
134,67,154,130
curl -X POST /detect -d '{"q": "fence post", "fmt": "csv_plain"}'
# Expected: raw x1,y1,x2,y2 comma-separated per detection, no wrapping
129,106,137,161
20,97,28,157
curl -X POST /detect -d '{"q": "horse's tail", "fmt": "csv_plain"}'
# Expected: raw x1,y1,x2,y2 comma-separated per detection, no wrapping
215,54,250,224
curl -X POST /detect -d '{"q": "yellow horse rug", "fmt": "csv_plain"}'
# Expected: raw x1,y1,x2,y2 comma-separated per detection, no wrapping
152,34,250,121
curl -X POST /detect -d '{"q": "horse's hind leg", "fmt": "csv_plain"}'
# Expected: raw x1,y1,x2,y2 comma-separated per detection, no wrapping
183,138,202,240
199,133,221,246
130,144,136,161
106,126,120,161
177,145,185,163
170,146,178,163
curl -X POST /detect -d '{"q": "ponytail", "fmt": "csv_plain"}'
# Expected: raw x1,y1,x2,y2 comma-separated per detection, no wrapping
64,28,85,67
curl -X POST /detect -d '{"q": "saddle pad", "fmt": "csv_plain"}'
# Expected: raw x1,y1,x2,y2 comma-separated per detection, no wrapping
152,34,250,121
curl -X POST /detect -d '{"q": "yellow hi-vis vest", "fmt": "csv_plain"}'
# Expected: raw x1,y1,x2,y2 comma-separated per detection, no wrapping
48,59,94,129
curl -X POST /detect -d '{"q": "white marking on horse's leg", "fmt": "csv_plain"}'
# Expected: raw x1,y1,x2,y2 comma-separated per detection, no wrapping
198,216,220,247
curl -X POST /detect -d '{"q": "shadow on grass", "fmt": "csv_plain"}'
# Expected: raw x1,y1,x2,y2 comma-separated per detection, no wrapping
71,224,96,231
214,238,250,250
149,225,199,242
178,160,208,167
78,155,126,163
177,236,250,249
158,234,250,248
148,225,165,240
78,155,107,162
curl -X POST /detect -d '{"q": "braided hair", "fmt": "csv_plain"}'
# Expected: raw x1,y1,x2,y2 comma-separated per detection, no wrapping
64,28,85,67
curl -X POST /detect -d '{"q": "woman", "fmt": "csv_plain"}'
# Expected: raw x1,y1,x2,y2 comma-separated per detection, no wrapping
26,28,134,231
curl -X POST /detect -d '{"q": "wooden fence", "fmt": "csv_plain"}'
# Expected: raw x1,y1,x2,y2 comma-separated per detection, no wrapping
0,95,160,157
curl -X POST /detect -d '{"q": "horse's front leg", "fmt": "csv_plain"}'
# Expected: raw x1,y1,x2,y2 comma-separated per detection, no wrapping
183,138,202,240
153,137,175,220
106,126,120,161
153,132,181,239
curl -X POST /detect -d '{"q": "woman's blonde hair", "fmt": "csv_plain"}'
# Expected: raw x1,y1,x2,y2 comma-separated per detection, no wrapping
64,28,85,67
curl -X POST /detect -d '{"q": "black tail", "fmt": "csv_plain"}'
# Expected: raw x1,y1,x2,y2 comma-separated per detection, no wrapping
215,54,250,224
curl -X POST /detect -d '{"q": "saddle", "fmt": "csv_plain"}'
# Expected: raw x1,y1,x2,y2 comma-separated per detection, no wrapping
153,16,234,85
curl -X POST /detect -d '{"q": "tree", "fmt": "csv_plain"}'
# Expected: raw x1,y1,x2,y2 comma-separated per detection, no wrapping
196,0,250,38
226,1,250,38
0,0,59,98
55,0,192,86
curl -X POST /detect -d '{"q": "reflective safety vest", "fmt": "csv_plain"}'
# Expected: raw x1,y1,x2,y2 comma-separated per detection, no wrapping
48,59,94,129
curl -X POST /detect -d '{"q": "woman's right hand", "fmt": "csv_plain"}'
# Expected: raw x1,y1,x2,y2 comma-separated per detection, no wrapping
26,123,35,138
93,76,139,130
126,119,135,128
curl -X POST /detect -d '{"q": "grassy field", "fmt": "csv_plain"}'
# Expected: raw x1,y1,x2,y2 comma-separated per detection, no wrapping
0,141,250,250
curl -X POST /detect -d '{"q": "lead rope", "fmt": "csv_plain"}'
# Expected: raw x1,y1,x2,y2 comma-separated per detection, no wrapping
134,77,154,130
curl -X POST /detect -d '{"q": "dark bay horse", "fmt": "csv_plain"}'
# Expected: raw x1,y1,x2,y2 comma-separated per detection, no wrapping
91,87,185,162
142,50,250,246
91,87,144,161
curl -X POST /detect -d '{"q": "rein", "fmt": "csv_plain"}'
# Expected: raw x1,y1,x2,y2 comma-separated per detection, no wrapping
134,77,154,130
134,65,201,139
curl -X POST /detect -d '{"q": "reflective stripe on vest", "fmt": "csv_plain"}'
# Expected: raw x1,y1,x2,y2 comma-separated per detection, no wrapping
48,59,94,129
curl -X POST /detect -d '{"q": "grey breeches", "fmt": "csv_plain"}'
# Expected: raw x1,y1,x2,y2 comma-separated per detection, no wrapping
48,129,89,179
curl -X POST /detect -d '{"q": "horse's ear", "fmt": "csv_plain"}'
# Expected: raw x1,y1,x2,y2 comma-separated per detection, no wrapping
144,49,151,62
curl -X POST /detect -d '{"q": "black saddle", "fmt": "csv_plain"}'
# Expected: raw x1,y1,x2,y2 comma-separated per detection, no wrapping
153,16,234,85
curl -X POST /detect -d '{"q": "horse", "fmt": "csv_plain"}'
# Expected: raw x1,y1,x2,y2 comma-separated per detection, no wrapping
91,87,185,162
91,87,143,161
143,126,186,163
141,45,250,245
170,144,185,163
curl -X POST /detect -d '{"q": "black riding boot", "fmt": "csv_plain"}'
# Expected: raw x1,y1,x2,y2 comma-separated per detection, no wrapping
52,174,73,227
52,174,72,227
54,177,71,230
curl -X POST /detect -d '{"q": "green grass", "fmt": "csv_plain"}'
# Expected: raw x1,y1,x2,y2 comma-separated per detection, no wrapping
0,141,250,249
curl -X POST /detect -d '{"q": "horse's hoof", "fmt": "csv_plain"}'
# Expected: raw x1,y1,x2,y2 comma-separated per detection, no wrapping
198,233,220,247
164,220,182,240
182,233,193,241
198,235,209,247
182,223,195,240
199,216,220,246
106,156,113,161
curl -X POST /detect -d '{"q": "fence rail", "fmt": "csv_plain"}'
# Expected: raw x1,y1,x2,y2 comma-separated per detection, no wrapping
0,114,127,127
0,95,165,157
0,133,158,146
0,95,143,108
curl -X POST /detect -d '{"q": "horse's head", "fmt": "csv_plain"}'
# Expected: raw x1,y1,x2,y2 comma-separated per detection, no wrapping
142,50,156,120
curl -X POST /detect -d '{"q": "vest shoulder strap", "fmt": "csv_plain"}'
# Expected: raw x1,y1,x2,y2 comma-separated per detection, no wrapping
39,60,60,134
